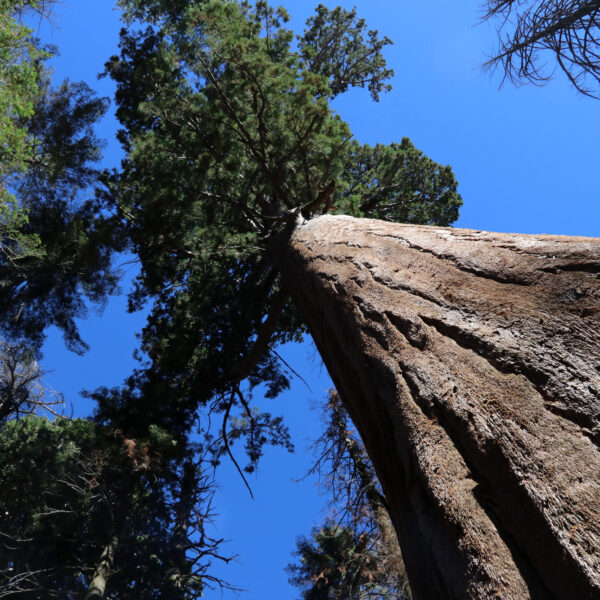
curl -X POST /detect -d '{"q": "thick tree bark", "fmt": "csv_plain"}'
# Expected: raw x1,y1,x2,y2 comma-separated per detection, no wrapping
277,215,600,600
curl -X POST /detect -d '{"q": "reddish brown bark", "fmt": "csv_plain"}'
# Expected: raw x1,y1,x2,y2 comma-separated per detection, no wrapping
278,215,600,600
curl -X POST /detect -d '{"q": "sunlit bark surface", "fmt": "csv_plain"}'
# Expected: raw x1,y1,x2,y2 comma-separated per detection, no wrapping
279,215,600,600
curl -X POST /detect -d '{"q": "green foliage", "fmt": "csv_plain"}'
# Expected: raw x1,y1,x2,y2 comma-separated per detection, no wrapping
299,4,394,101
0,1,44,174
339,138,460,225
0,2,121,353
97,2,462,472
0,417,207,599
288,523,407,600
0,0,48,262
0,72,121,353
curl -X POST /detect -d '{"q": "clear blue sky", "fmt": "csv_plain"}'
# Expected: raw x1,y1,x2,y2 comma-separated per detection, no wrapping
32,1,599,598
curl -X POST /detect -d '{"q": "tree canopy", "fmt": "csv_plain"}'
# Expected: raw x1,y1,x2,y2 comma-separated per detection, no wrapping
0,416,214,599
97,0,461,457
1,0,49,266
0,1,121,354
0,0,465,597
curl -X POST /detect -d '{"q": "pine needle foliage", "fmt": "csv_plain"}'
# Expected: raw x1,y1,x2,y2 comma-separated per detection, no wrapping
0,2,121,353
0,417,211,599
97,1,462,471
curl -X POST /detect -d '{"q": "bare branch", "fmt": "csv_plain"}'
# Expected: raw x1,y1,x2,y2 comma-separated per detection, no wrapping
0,340,63,422
481,0,600,97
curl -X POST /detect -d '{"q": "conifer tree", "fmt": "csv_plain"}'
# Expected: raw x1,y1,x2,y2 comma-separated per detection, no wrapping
0,1,121,353
288,391,411,600
0,417,217,599
103,5,600,597
99,0,461,464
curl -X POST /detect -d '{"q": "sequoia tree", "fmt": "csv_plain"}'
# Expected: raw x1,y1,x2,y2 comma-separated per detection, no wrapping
278,215,600,599
92,0,600,598
103,0,460,455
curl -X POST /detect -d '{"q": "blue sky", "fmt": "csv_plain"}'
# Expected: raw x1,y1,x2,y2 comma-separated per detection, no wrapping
31,1,599,598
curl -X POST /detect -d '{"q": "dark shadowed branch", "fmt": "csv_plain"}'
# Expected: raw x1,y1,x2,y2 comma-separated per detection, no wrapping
0,340,62,421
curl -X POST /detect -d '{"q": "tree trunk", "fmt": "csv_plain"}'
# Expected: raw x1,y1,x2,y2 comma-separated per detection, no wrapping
166,460,195,595
85,535,118,600
277,215,600,600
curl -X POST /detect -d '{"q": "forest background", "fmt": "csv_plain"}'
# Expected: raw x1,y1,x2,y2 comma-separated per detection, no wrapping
18,0,600,597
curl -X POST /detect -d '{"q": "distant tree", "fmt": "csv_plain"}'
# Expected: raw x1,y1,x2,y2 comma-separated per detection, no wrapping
289,523,393,600
0,1,122,354
0,339,61,421
481,0,600,97
0,416,223,599
0,75,122,353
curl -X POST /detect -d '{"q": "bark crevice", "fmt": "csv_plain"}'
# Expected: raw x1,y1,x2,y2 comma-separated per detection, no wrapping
418,314,599,444
397,363,555,600
368,230,536,286
538,262,600,274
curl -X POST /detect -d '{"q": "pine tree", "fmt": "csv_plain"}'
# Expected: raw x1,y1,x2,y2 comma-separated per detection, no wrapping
288,391,411,600
0,1,122,353
0,416,215,599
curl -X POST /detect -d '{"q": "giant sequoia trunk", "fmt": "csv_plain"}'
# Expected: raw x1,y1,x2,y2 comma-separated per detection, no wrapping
277,215,600,600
